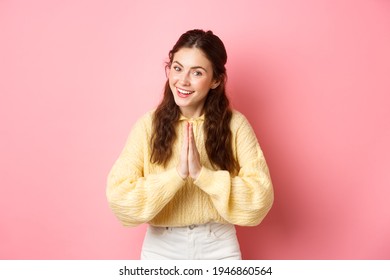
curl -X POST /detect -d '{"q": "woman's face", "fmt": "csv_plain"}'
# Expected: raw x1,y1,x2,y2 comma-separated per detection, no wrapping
168,47,220,118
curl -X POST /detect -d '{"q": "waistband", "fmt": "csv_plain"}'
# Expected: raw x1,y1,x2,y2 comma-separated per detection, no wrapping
150,222,233,232
165,224,203,231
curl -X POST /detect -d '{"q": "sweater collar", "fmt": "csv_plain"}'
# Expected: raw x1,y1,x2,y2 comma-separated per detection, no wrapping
178,114,205,122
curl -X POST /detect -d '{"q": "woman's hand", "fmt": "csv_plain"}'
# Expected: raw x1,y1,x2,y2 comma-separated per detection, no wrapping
176,122,202,180
176,123,189,179
188,122,202,179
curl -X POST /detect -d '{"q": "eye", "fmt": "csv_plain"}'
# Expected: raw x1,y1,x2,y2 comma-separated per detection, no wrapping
173,65,181,71
193,70,203,76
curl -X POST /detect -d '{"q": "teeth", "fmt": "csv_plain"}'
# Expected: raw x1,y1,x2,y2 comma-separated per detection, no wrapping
177,88,193,95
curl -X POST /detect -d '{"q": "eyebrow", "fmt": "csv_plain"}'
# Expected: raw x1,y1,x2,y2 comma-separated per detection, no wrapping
172,61,208,73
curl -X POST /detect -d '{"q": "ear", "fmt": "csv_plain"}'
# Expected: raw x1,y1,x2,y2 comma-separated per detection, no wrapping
211,80,220,89
165,66,170,78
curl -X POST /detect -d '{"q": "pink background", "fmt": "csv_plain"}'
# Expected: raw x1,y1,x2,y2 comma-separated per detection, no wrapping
1,0,389,259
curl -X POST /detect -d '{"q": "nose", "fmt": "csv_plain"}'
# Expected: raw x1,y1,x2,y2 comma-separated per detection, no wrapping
178,71,190,86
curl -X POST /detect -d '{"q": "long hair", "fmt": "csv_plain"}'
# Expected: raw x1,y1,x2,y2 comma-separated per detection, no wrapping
150,29,239,174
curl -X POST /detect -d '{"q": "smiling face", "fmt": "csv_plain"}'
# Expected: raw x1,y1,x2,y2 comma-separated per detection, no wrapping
168,47,220,118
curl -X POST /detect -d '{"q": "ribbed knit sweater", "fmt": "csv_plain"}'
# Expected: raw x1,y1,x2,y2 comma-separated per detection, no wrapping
106,110,273,227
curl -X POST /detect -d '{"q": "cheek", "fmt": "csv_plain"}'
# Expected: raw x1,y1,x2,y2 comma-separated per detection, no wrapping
197,79,212,91
168,76,177,91
168,72,178,84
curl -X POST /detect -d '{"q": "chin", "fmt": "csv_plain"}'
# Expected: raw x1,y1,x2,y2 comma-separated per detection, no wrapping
173,100,189,108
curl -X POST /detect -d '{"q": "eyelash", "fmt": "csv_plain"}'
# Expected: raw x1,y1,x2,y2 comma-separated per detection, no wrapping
193,71,202,76
172,66,202,76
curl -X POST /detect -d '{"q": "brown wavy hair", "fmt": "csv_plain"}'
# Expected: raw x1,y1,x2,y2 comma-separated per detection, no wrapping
150,29,239,174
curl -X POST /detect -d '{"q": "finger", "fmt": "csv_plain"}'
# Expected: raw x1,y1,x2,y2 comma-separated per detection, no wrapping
188,122,194,153
189,123,199,155
188,122,201,179
182,122,189,152
189,123,199,160
177,122,189,179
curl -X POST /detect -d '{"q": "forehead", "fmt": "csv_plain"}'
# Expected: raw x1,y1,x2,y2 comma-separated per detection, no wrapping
172,47,212,69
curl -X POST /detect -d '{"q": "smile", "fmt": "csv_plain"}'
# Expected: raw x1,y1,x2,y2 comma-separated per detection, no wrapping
177,88,194,95
176,87,194,98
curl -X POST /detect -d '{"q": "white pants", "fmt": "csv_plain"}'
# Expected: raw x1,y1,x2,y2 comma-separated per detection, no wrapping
140,223,242,260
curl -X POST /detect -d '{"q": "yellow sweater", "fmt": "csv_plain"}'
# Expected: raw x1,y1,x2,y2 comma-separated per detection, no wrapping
106,110,273,227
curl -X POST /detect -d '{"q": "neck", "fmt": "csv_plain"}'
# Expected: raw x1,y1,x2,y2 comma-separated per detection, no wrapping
179,107,204,119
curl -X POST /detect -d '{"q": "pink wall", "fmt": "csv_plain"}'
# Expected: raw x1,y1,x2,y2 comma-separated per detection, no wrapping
1,0,389,259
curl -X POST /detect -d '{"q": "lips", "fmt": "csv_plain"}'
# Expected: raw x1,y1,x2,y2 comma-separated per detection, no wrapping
176,87,194,98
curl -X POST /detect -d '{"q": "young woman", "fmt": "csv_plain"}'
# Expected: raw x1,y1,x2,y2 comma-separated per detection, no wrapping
106,29,274,260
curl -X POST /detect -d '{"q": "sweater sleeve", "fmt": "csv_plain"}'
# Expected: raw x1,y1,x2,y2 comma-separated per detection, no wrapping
106,114,185,227
194,115,274,226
